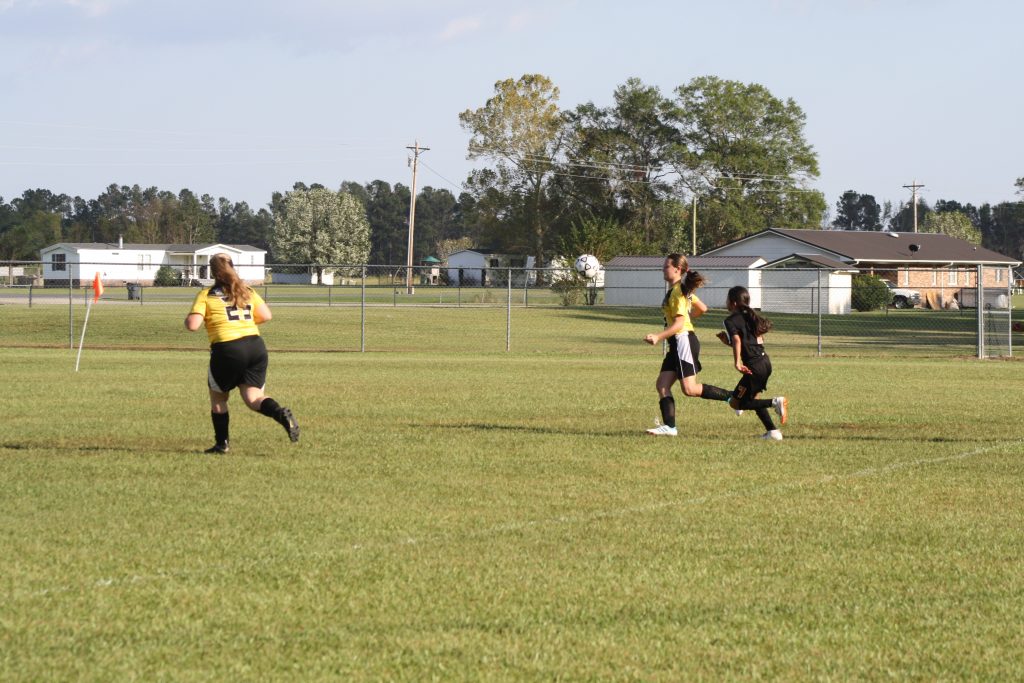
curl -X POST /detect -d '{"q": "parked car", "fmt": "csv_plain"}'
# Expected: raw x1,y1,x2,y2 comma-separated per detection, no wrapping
880,279,921,308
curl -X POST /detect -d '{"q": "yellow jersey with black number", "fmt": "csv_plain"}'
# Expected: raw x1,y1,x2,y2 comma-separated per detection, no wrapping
661,284,700,333
190,285,264,344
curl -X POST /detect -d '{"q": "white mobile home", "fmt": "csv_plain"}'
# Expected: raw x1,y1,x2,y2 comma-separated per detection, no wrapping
40,242,266,286
446,249,536,286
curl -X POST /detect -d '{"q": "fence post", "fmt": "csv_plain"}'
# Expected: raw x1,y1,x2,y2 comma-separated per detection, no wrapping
139,284,144,305
817,269,822,357
507,267,512,352
360,265,366,352
68,280,73,349
977,265,984,359
1008,267,1013,358
524,269,529,307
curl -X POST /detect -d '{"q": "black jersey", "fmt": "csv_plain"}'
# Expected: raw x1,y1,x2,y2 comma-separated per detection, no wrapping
723,310,767,364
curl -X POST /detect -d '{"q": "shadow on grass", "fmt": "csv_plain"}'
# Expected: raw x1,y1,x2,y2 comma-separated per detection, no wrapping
422,422,640,437
0,441,280,457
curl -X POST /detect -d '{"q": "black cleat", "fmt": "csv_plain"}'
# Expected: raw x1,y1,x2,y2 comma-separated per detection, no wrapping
204,442,230,454
279,408,300,443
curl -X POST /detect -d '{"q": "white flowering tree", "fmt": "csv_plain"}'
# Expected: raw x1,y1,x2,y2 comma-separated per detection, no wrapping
271,187,371,284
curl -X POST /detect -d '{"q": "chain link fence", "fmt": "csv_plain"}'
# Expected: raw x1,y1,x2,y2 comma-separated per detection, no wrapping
1,261,1018,358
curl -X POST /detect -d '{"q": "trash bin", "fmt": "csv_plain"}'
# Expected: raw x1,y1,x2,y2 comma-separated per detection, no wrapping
127,283,141,300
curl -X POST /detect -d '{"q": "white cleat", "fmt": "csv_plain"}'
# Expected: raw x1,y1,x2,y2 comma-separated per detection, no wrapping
733,409,744,416
772,396,788,426
760,430,784,441
646,424,678,436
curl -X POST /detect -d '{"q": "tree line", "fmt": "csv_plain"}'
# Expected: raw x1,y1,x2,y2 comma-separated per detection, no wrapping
2,73,1023,265
830,183,1024,259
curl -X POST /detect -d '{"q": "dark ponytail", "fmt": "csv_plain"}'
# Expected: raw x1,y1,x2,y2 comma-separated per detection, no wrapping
726,285,772,336
667,253,706,296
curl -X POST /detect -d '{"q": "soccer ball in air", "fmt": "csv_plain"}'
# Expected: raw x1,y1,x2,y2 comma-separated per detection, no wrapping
574,254,601,279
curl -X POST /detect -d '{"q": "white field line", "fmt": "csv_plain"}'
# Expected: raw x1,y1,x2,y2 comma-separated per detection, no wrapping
13,439,1022,601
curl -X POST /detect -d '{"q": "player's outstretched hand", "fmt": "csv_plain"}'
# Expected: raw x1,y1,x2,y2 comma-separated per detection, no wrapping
643,333,658,345
736,362,753,375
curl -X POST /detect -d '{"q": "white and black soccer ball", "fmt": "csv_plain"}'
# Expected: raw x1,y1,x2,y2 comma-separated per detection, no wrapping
574,254,601,279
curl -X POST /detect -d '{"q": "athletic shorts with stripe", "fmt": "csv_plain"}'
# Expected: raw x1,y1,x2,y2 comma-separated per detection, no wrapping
208,334,268,392
660,331,702,378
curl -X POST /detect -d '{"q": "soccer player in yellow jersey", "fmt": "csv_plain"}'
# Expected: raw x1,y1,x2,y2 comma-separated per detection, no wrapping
642,253,731,436
185,253,299,453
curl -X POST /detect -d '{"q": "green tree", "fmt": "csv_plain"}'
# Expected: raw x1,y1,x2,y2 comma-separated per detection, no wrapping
832,190,882,230
887,199,932,232
559,79,680,247
459,74,565,269
556,212,646,264
920,211,981,244
271,186,370,284
668,76,827,250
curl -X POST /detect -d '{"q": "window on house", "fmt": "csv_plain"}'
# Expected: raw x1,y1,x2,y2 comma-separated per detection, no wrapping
996,269,1004,283
965,272,971,287
490,259,500,268
138,254,152,270
902,267,909,286
931,271,937,286
51,253,66,271
510,258,524,268
948,269,957,285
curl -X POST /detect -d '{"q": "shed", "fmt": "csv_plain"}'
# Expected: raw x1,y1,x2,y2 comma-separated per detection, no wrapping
446,249,536,286
603,255,766,307
759,254,858,315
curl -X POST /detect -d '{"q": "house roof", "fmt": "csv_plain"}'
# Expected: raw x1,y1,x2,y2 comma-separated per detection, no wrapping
761,253,857,271
605,255,764,268
704,228,1020,265
41,242,265,254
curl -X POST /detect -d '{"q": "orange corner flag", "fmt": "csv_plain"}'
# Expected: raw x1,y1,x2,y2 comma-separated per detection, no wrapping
92,272,104,302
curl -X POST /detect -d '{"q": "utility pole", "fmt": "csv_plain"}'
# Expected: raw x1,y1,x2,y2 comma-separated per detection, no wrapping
405,141,429,294
903,180,925,233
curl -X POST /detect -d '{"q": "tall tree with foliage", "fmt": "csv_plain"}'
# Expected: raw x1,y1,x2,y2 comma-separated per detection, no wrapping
270,186,370,284
887,199,932,232
459,74,566,269
559,79,680,248
832,190,882,230
920,211,981,244
667,76,826,250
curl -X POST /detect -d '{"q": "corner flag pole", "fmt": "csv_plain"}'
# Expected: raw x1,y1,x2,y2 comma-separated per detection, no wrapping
75,273,103,372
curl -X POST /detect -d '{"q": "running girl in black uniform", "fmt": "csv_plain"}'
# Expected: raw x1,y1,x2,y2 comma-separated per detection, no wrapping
642,253,732,436
185,253,299,453
716,285,788,441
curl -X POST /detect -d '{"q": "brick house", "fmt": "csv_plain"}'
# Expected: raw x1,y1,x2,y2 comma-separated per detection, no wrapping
701,229,1020,308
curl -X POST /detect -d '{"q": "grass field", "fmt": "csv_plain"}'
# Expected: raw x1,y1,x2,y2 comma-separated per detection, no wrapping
2,307,1024,680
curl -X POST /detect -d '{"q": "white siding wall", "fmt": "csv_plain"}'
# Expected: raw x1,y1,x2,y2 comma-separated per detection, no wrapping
603,269,664,306
708,234,845,262
828,272,852,314
761,270,820,314
446,251,487,285
760,270,852,314
604,267,762,308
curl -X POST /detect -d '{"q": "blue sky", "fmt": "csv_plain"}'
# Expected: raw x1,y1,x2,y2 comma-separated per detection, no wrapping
1,0,1021,215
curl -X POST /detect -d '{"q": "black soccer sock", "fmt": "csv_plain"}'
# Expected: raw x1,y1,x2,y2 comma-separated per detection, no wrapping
699,385,731,402
739,397,774,411
659,396,676,429
756,408,777,432
211,411,229,445
258,397,283,421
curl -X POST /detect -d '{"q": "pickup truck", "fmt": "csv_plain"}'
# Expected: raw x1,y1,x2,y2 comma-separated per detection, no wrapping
881,279,921,309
